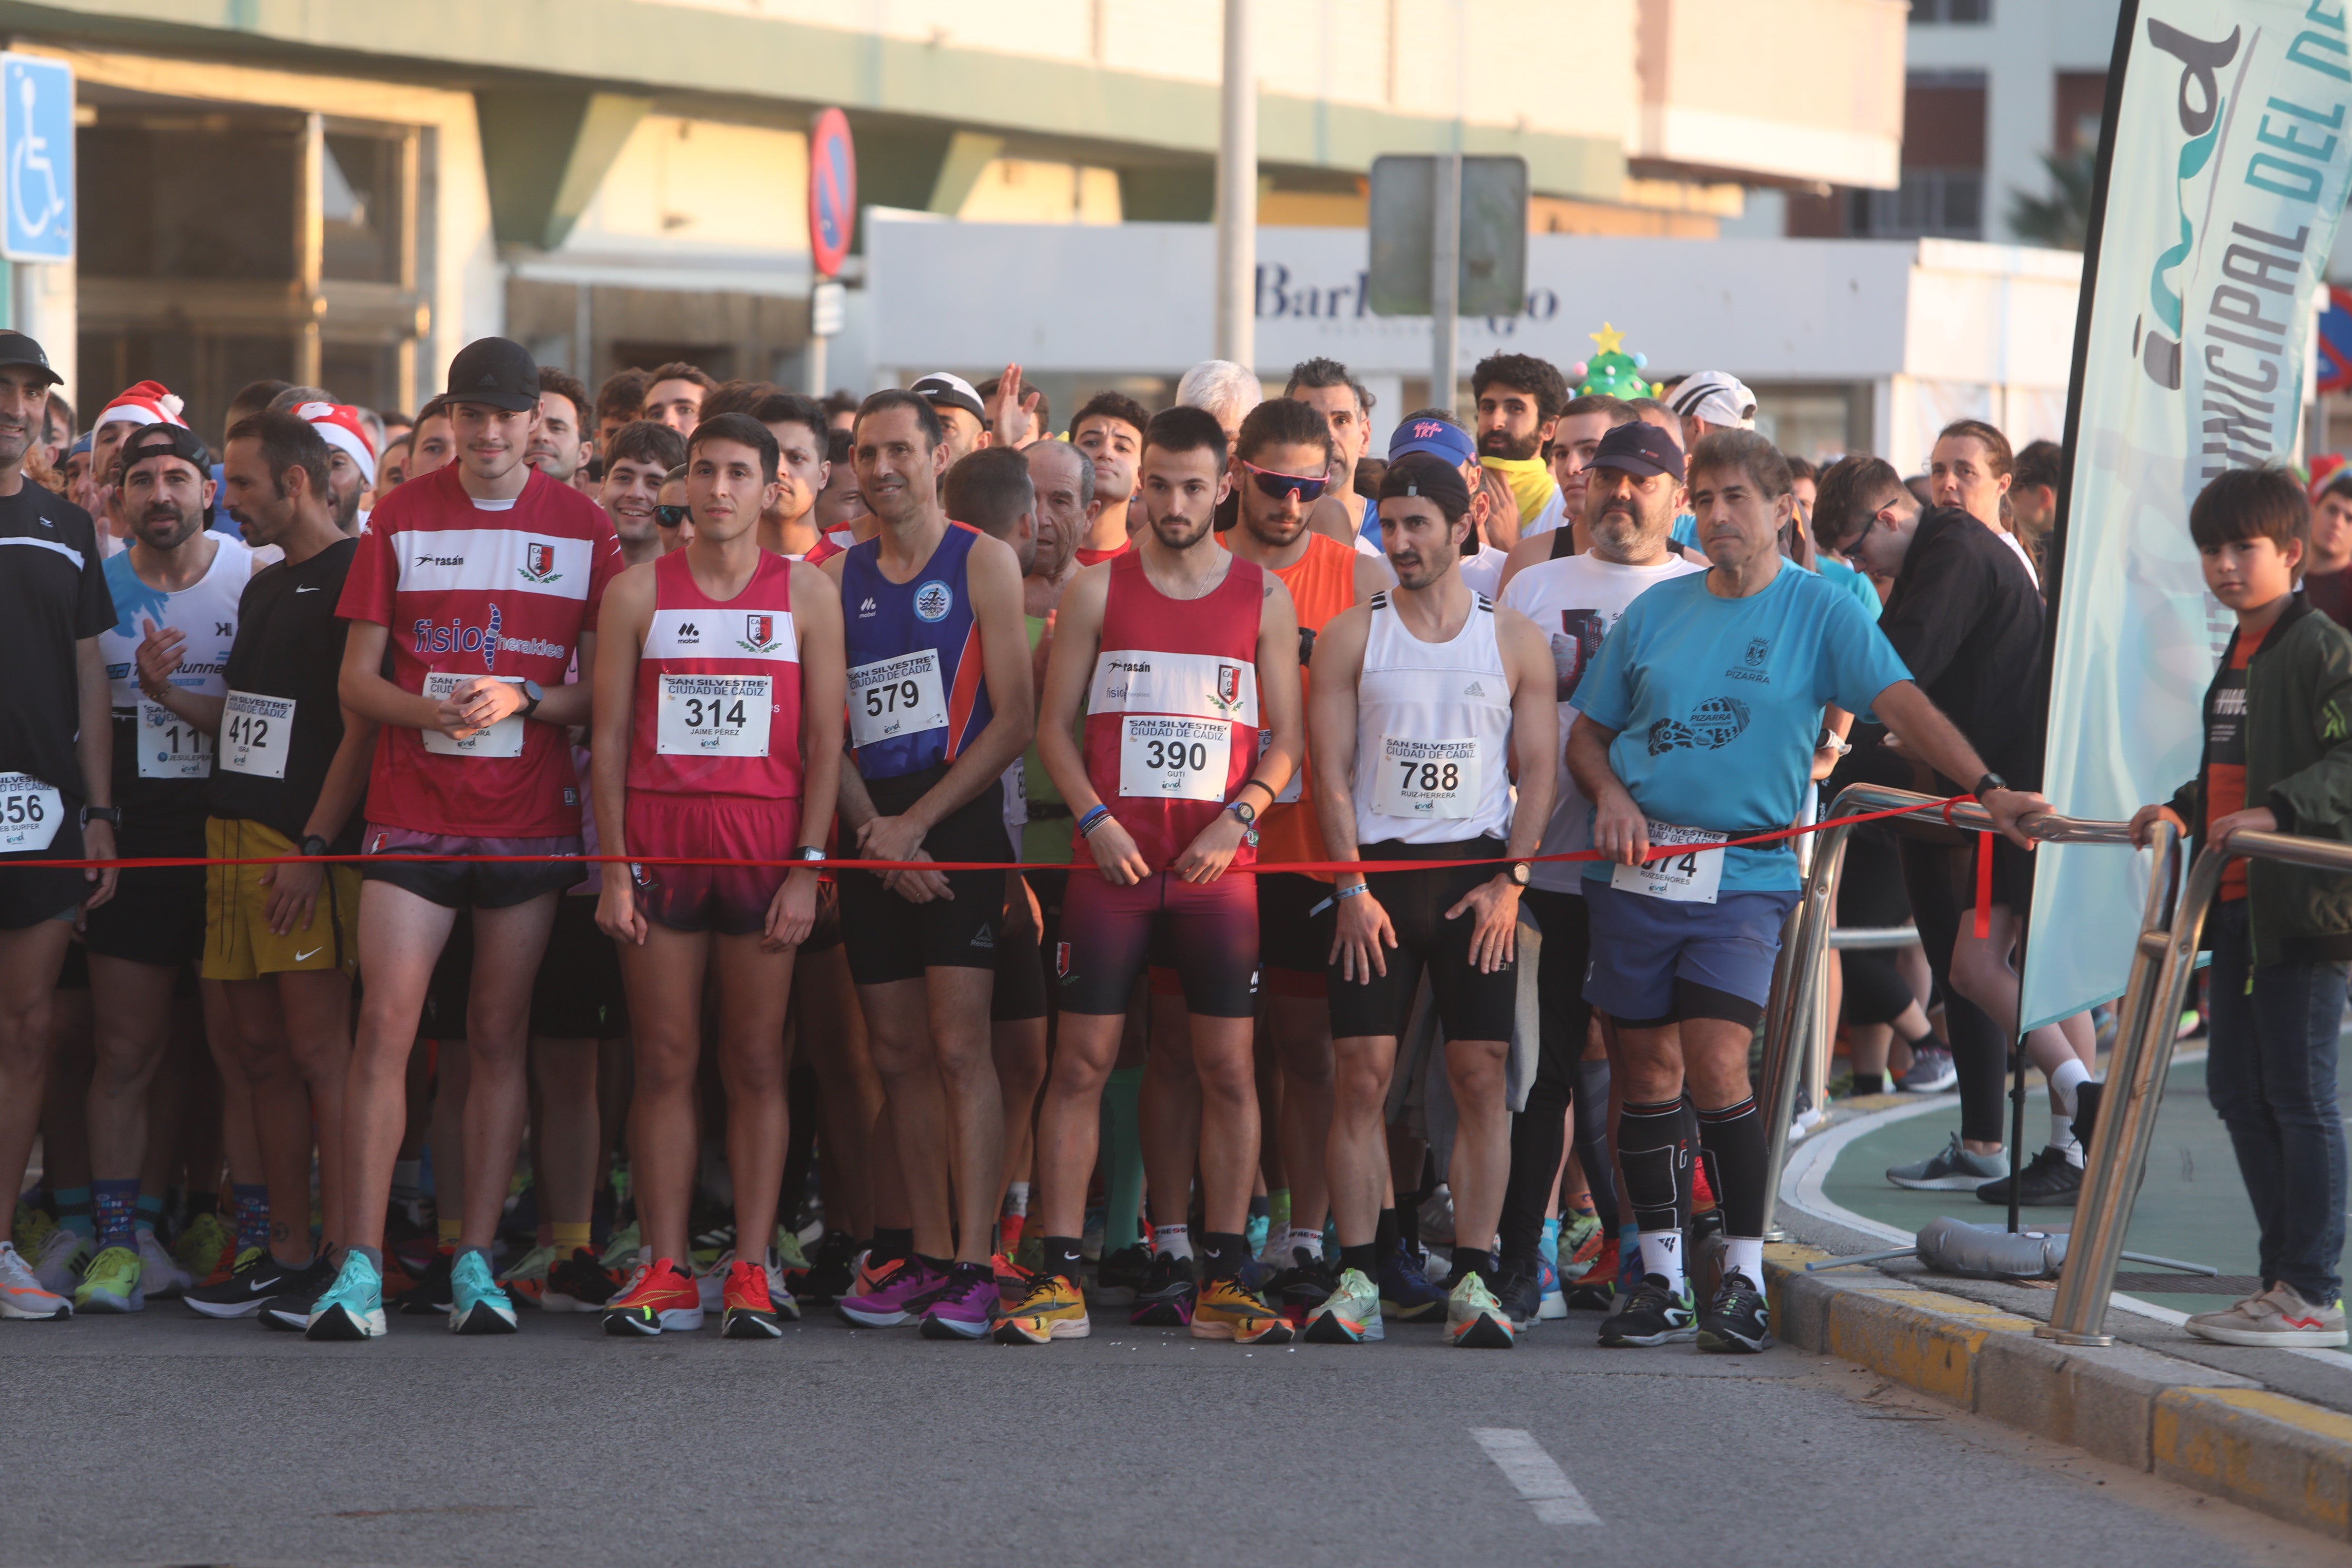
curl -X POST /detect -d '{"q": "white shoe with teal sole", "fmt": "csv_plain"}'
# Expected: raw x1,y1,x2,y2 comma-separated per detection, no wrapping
449,1250,519,1335
306,1250,387,1340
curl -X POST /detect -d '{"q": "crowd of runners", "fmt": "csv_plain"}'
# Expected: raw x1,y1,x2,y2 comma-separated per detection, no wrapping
20,320,2262,1357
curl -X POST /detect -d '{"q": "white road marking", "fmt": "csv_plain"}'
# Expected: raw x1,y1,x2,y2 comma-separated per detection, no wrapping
1469,1427,1599,1524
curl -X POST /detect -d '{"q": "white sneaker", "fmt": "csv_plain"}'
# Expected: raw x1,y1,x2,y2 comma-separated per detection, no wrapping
0,1239,71,1319
31,1226,87,1295
2186,1282,2348,1347
136,1229,191,1298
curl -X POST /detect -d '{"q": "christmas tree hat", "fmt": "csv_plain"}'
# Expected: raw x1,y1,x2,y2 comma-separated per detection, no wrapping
1575,322,1654,399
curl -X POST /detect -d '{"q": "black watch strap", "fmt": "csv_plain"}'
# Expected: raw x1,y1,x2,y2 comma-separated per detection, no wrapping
300,834,331,857
1975,772,2009,798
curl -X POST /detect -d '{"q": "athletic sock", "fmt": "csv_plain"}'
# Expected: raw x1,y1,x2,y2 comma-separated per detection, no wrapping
351,1244,384,1272
1003,1181,1031,1218
1340,1241,1378,1276
133,1190,165,1238
1452,1242,1493,1290
53,1185,93,1242
1151,1223,1194,1262
436,1215,462,1250
231,1183,269,1256
1198,1230,1249,1283
1267,1188,1291,1237
552,1221,592,1256
1694,1096,1769,1240
1042,1235,1085,1279
1100,1065,1145,1253
1851,1071,1885,1096
869,1227,914,1266
1724,1236,1766,1291
1375,1207,1400,1253
1281,1226,1325,1262
453,1244,489,1269
92,1179,140,1253
2049,1057,2091,1166
1619,1098,1688,1293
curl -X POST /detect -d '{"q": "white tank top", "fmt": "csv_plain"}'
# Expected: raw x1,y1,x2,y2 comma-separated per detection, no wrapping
1351,589,1515,846
100,533,255,712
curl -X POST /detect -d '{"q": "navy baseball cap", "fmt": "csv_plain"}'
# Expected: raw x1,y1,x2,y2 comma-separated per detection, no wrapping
1388,414,1477,468
1592,420,1684,483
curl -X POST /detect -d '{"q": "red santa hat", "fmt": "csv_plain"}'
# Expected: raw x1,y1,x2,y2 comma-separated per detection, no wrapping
296,400,377,486
95,379,187,430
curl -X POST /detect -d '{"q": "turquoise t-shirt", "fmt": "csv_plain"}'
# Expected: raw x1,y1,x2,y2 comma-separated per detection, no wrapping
1669,512,1699,551
1573,561,1912,891
1814,554,1883,621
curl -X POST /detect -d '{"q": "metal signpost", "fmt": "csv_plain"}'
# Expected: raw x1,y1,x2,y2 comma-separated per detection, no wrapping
1366,153,1526,410
806,107,855,397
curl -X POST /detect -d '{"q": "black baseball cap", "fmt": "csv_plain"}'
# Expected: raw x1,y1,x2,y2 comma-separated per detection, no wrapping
1592,419,1684,483
119,422,211,474
445,336,541,413
0,330,61,387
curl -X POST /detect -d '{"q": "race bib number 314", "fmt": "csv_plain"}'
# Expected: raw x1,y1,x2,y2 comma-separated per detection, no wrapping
658,674,771,757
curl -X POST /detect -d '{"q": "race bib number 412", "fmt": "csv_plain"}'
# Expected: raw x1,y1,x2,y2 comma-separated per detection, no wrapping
220,691,296,780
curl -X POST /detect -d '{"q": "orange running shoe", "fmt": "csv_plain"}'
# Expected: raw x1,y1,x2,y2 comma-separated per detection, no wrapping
721,1258,782,1340
602,1258,704,1337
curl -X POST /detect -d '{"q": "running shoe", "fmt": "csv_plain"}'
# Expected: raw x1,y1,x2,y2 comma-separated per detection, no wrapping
836,1254,947,1328
448,1250,519,1335
1302,1267,1384,1344
0,1239,70,1320
919,1261,997,1340
31,1225,86,1296
1191,1276,1293,1344
721,1258,785,1340
257,1253,342,1331
994,1271,1090,1345
306,1250,387,1340
1447,1270,1515,1348
1894,1047,1958,1093
1886,1133,2007,1191
599,1220,644,1272
1599,1274,1698,1347
697,1250,739,1314
136,1229,192,1299
543,1248,623,1311
2187,1282,2349,1348
498,1243,557,1308
184,1250,300,1319
992,1251,1037,1307
690,1213,735,1270
1697,1269,1773,1354
603,1259,705,1337
1563,1238,1619,1312
1377,1237,1448,1322
74,1244,144,1314
1129,1250,1198,1327
1267,1251,1337,1313
173,1210,232,1285
771,1226,812,1275
1492,1267,1541,1334
795,1230,857,1304
400,1250,456,1315
1014,1230,1044,1276
1557,1212,1604,1281
1091,1243,1151,1306
1975,1146,2083,1207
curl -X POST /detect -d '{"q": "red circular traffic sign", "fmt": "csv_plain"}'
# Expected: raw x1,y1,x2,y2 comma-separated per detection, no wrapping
809,107,857,279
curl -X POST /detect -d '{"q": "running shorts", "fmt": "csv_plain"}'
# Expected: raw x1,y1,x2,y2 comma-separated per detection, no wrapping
624,792,803,938
839,768,1008,986
1581,880,1798,1029
360,824,583,910
82,862,208,968
1054,869,1258,1019
1258,870,1337,995
1326,838,1516,1042
201,816,359,981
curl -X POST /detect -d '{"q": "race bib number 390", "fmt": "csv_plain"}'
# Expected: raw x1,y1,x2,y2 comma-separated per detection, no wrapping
1119,717,1228,801
1371,736,1478,819
848,651,948,748
220,691,296,780
0,772,62,853
1610,820,1728,904
139,699,214,780
420,673,526,759
658,674,771,757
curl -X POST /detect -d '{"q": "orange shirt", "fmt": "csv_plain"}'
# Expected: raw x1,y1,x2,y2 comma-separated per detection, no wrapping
2207,624,2265,901
1241,531,1359,875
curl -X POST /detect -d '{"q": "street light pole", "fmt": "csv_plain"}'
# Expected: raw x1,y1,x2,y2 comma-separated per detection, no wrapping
1216,0,1256,369
1431,148,1460,414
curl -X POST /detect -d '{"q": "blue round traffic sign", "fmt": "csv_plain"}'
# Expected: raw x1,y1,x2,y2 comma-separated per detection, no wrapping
809,107,856,279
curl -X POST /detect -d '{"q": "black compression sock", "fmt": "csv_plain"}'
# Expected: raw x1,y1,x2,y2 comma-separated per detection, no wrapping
1851,1071,1885,1095
1043,1236,1085,1278
1452,1243,1493,1288
1198,1231,1250,1282
1695,1096,1769,1239
1375,1207,1400,1252
1341,1242,1378,1276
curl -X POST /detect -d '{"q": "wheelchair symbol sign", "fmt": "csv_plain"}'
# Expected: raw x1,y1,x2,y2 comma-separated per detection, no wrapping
1,54,72,263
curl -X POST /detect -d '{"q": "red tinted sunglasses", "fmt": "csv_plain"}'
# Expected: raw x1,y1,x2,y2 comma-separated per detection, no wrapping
1239,458,1329,504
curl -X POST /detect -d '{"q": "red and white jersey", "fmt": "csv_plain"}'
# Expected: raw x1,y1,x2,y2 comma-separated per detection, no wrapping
337,464,622,836
1081,548,1262,870
627,550,804,800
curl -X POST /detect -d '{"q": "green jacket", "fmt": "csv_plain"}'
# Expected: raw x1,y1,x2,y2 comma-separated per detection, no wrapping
2165,592,2352,967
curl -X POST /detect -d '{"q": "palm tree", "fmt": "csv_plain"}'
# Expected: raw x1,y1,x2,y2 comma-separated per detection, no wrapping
2007,148,2095,251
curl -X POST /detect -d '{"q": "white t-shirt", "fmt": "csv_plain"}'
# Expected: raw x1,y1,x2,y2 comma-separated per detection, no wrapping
1498,550,1706,893
1458,543,1510,601
1522,486,1568,537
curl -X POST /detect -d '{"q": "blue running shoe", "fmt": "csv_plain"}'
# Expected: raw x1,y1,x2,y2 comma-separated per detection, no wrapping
1377,1237,1447,1322
449,1250,520,1335
306,1250,387,1340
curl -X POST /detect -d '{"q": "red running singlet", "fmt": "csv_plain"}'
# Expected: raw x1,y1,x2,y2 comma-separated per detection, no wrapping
626,550,804,800
1080,548,1263,869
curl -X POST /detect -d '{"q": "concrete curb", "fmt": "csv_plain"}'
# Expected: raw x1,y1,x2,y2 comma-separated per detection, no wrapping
1763,1243,2352,1543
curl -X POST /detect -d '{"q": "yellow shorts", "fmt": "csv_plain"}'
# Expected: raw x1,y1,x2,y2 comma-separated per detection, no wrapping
202,816,360,981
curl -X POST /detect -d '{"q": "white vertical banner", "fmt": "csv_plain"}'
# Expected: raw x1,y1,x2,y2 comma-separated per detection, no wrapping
2024,1,2352,1029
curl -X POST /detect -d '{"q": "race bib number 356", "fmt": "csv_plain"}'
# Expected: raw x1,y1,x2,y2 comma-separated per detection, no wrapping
1610,820,1728,904
848,651,948,748
0,772,62,853
1371,736,1478,819
658,674,771,757
220,691,296,780
421,673,526,759
1119,716,1227,801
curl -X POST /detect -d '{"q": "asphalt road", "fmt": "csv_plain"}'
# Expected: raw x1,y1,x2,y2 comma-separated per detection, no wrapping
2,1304,2341,1568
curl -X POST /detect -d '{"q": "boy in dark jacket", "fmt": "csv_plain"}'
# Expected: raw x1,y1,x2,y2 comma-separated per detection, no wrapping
2133,466,2352,1348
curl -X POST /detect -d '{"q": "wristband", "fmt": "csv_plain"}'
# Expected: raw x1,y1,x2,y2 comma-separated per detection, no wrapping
1336,880,1370,899
1076,805,1112,838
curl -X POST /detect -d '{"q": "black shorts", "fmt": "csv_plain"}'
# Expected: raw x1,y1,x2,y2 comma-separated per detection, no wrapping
839,769,1008,987
1327,838,1517,1043
359,824,584,911
0,810,86,933
1258,871,1337,992
1056,869,1259,1019
81,862,207,968
532,894,629,1040
1521,885,1594,1080
801,877,845,955
991,879,1048,1024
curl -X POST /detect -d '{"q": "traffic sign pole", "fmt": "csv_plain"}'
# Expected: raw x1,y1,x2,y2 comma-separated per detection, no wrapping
1431,149,1459,414
807,107,856,398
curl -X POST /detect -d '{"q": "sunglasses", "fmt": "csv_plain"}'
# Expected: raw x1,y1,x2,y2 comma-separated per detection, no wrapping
1239,458,1329,504
655,503,689,529
1849,501,1899,552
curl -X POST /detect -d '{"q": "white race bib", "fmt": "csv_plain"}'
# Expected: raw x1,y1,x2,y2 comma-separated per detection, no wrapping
848,651,948,747
420,673,526,759
1119,716,1228,801
220,691,296,780
1610,820,1728,904
1259,729,1302,804
138,700,214,780
657,673,771,757
0,772,62,853
1372,736,1479,819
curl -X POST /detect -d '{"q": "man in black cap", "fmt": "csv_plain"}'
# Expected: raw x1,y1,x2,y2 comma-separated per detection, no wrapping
0,330,120,1322
311,337,623,1341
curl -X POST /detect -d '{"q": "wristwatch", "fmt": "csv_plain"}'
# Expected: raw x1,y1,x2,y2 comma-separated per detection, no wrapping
1507,860,1531,887
793,846,827,863
300,834,331,857
80,805,121,830
519,679,546,718
1225,798,1257,828
1974,771,2010,798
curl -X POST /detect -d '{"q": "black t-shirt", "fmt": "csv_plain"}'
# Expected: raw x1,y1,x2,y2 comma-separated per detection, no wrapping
1875,506,2047,788
0,482,112,805
208,538,362,850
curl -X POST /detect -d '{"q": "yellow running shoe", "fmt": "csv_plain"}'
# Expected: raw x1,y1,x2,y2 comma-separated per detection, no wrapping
74,1244,145,1314
1191,1276,1293,1345
994,1271,1089,1345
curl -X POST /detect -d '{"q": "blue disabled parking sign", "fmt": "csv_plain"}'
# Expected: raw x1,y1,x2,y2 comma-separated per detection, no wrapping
1,54,72,263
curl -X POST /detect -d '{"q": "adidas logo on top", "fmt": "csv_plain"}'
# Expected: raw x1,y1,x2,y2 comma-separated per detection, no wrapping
1465,681,1486,696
